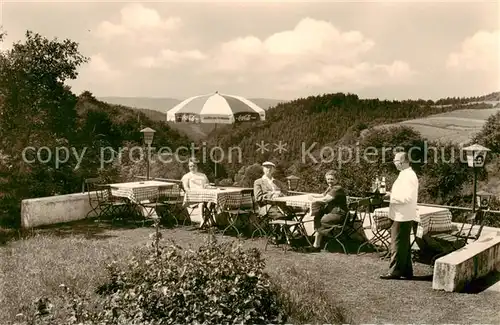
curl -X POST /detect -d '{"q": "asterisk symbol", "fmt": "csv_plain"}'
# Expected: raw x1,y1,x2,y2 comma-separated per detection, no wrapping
274,141,287,154
255,141,270,154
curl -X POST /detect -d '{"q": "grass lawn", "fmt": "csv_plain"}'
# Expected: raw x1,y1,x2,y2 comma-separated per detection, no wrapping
1,222,500,324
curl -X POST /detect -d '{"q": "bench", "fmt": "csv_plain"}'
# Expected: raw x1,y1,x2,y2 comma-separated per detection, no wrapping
432,234,500,292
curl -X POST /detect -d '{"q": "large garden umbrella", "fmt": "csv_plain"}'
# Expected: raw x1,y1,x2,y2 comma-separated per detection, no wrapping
166,92,266,182
166,91,266,124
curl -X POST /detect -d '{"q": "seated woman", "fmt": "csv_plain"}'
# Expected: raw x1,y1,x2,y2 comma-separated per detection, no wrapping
181,158,213,227
309,170,348,249
181,158,210,190
253,161,291,219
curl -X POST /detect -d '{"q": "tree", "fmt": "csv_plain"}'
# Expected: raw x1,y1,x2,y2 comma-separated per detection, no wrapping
0,31,88,227
473,111,500,153
0,31,88,157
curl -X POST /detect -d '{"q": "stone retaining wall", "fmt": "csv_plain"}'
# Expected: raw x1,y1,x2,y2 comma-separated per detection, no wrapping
21,192,99,228
432,234,500,292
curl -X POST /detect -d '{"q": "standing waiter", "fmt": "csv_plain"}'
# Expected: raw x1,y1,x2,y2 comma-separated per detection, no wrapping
380,151,419,280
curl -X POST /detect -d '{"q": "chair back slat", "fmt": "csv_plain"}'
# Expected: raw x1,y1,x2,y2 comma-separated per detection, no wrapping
355,198,371,218
159,184,184,204
239,189,255,211
94,184,111,202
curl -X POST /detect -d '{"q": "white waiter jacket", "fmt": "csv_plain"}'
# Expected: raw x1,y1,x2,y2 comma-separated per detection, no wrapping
388,167,419,222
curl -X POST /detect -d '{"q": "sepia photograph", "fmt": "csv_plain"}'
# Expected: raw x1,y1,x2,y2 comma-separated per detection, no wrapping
0,0,499,324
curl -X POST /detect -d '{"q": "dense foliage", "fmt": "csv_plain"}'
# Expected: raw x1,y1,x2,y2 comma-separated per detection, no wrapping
0,32,195,227
1,30,498,228
207,92,493,178
227,124,499,225
203,91,498,218
473,111,500,153
12,236,294,325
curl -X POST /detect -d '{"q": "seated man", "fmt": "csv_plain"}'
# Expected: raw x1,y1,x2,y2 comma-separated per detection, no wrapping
253,161,291,219
309,170,348,249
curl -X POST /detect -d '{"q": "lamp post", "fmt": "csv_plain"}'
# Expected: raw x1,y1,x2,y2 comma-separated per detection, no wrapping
476,190,493,211
140,127,156,180
286,175,300,191
462,144,490,213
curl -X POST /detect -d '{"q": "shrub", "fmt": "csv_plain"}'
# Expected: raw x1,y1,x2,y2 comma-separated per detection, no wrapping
473,111,500,153
236,163,263,188
14,235,288,325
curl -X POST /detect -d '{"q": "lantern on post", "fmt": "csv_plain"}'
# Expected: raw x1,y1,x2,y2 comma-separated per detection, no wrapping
462,143,490,213
286,175,300,191
476,190,493,210
140,127,156,180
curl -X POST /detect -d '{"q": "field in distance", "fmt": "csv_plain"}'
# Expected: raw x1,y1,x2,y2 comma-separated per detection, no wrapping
367,106,500,145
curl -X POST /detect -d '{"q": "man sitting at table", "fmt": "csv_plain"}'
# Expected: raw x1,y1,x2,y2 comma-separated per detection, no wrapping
253,161,290,219
181,157,209,190
309,169,348,249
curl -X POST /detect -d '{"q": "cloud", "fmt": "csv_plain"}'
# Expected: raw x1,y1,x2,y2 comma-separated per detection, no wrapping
83,10,417,98
446,29,500,71
203,18,414,93
281,60,414,91
136,49,206,68
80,54,122,81
95,3,182,43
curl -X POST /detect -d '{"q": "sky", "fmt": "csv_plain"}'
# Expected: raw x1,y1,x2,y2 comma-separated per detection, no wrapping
1,1,499,101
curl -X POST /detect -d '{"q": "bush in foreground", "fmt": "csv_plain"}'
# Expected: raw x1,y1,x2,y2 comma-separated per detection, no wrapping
13,234,288,325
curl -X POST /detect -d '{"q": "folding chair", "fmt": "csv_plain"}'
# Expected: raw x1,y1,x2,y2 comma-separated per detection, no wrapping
139,184,174,226
265,201,312,252
84,178,130,223
265,219,302,253
250,214,270,239
84,177,103,219
157,184,189,227
250,200,274,239
429,210,486,264
321,201,363,255
222,189,255,237
357,199,392,256
355,198,377,253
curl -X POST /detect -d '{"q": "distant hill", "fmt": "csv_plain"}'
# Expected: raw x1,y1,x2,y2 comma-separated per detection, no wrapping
99,97,283,113
99,96,284,141
246,98,284,110
129,107,167,122
98,97,180,113
204,92,498,177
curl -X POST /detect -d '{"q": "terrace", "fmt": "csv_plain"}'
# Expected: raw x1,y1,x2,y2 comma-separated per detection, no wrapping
2,219,500,324
3,143,500,323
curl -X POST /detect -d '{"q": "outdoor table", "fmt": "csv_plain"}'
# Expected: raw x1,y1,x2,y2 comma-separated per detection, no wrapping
109,180,176,218
183,187,253,228
372,205,455,251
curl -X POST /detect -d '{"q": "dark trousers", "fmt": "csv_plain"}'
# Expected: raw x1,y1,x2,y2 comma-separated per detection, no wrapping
388,220,413,277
